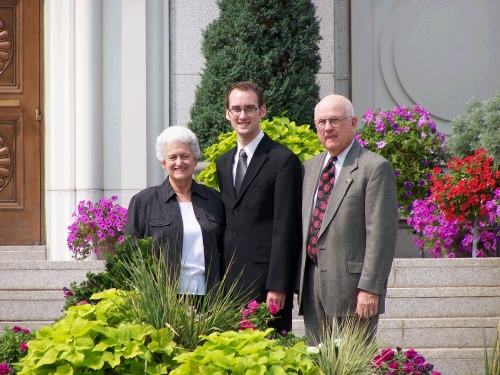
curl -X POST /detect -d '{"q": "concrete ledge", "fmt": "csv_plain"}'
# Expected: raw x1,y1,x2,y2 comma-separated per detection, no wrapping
387,287,500,298
0,300,65,320
0,246,46,261
0,261,106,290
379,318,500,349
0,290,64,300
388,260,500,288
0,260,106,270
384,296,500,319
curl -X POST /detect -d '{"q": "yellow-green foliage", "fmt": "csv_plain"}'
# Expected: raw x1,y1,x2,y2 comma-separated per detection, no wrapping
16,289,178,375
197,115,324,189
171,328,322,375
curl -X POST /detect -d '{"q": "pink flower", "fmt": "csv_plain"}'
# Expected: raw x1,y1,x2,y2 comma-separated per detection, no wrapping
268,302,279,315
75,300,88,306
238,319,257,330
12,326,22,333
23,328,31,334
247,300,259,309
20,341,28,352
241,308,254,316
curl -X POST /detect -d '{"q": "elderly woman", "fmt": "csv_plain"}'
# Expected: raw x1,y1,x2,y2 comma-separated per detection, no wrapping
125,126,224,296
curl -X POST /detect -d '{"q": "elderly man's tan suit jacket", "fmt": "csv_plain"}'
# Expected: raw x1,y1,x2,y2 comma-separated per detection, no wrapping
297,141,398,317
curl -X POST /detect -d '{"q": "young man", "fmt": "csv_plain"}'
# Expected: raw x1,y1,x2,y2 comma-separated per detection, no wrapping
216,82,302,333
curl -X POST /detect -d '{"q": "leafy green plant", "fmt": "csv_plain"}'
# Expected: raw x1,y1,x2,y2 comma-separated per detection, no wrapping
188,0,321,151
16,289,178,375
0,325,34,374
171,328,322,374
62,236,154,311
448,92,500,163
197,115,324,189
310,318,379,375
112,241,250,351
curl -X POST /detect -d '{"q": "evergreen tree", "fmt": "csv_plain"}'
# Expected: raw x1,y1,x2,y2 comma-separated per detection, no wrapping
188,0,322,153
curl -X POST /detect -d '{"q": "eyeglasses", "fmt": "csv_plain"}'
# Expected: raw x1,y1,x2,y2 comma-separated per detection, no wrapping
228,106,259,115
314,116,352,129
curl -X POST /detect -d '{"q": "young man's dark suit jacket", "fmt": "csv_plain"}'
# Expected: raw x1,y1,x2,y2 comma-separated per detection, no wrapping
216,132,302,332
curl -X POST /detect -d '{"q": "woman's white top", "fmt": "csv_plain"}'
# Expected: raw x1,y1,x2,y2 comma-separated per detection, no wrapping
178,202,206,295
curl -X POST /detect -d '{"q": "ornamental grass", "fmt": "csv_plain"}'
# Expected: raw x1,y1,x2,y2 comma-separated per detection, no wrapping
311,317,379,375
111,240,250,351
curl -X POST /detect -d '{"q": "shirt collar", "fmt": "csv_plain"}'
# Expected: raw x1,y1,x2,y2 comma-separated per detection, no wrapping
161,177,208,202
237,130,264,159
323,139,355,168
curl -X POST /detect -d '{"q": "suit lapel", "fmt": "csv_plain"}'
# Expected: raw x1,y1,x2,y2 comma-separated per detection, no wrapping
235,134,272,200
302,151,328,243
319,142,361,239
222,147,237,201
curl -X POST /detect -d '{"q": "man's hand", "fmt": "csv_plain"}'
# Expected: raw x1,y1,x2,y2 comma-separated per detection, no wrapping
355,289,379,319
266,290,286,309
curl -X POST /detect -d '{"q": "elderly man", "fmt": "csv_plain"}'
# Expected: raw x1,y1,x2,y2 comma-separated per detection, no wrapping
297,94,398,344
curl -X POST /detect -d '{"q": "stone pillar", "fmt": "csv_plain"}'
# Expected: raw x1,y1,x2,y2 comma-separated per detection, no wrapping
75,0,104,206
45,0,78,260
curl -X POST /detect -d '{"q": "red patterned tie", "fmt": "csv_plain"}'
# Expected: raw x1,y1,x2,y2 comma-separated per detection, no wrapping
307,156,337,263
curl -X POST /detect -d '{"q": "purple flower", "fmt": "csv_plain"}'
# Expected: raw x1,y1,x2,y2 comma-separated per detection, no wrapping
12,326,22,333
394,170,401,177
404,181,413,189
376,141,387,149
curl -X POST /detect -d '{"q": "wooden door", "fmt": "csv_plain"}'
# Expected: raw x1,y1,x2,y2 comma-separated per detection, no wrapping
0,0,42,245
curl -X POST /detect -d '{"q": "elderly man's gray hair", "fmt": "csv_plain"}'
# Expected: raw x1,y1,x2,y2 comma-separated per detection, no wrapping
155,126,201,162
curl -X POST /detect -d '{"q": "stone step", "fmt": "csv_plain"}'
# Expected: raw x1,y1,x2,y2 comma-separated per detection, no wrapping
378,317,500,349
0,246,46,261
389,258,500,288
0,260,106,289
0,290,65,321
384,290,500,319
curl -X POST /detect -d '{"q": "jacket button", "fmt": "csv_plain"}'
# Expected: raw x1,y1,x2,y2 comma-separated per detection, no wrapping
233,208,238,214
232,233,237,238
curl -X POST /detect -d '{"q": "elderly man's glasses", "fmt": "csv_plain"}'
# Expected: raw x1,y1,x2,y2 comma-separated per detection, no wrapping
315,116,352,129
228,106,259,115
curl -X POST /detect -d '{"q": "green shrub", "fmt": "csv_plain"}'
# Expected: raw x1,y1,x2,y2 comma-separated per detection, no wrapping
188,0,322,152
448,92,500,163
197,115,324,189
17,289,178,375
171,328,322,374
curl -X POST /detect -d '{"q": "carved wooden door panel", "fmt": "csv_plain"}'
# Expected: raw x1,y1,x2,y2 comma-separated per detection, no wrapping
0,0,42,245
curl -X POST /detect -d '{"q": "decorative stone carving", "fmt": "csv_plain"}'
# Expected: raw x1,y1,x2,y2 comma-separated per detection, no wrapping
0,134,13,189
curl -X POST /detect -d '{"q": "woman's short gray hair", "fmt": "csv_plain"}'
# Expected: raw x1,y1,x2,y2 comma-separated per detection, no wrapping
155,126,201,162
